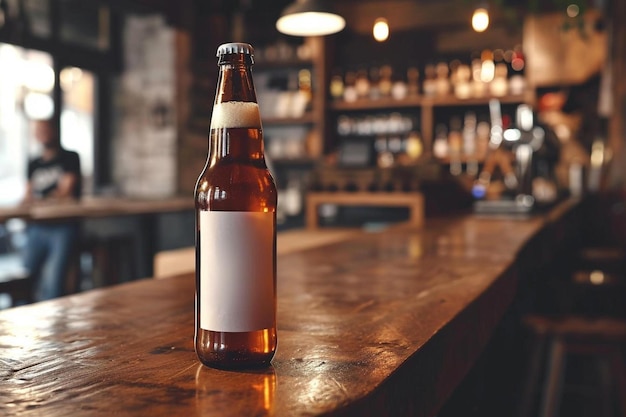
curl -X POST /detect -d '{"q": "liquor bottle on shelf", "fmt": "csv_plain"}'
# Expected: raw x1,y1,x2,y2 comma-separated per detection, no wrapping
375,136,395,168
490,49,508,97
407,66,420,97
355,67,370,99
435,62,451,97
448,116,463,176
391,74,408,101
463,112,479,176
449,59,461,84
490,63,509,97
508,46,526,95
298,69,312,104
283,174,303,216
195,42,277,369
433,124,449,159
336,114,352,136
379,65,393,97
471,58,486,98
453,63,472,100
369,66,381,100
343,70,358,102
329,68,344,101
422,64,437,97
404,130,424,161
476,120,490,161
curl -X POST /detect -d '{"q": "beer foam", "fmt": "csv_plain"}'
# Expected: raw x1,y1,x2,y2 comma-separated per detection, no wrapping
210,101,261,129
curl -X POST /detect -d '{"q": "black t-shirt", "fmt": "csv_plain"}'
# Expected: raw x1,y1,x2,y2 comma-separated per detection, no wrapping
28,149,82,199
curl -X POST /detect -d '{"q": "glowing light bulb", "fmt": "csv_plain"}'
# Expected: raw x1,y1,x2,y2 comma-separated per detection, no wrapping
373,18,389,42
472,7,489,32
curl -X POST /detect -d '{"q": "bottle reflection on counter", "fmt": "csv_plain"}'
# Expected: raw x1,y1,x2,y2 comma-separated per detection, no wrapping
195,364,276,414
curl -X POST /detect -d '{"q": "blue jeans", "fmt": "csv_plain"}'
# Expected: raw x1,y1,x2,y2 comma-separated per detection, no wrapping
23,223,79,301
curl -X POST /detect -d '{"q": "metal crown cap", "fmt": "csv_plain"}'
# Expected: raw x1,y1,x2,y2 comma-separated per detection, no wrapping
216,42,254,57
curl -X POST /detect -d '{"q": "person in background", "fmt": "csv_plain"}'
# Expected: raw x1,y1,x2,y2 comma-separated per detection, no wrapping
21,118,82,301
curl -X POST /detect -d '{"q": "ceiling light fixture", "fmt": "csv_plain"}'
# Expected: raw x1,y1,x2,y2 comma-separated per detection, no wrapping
472,7,490,32
276,0,346,37
373,18,389,42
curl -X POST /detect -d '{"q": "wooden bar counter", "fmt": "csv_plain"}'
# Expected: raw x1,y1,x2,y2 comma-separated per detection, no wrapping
0,200,579,416
0,196,194,223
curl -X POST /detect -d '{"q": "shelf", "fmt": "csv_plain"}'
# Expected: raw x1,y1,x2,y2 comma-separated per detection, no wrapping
330,96,423,111
329,93,531,112
423,93,530,107
263,113,316,125
271,157,318,165
254,58,313,70
435,155,487,164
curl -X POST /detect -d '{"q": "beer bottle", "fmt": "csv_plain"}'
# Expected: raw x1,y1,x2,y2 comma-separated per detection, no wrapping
194,42,277,369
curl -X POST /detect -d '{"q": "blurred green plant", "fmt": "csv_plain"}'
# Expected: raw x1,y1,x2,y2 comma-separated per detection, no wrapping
463,0,596,38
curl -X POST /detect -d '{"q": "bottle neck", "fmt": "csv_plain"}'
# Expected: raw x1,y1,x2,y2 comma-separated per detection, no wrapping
208,126,265,164
209,55,264,164
214,55,257,104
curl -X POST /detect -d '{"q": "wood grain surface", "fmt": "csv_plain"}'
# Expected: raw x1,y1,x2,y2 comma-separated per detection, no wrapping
0,200,578,416
0,196,193,223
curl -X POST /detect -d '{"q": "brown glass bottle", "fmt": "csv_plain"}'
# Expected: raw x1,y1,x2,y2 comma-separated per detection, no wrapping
194,43,277,369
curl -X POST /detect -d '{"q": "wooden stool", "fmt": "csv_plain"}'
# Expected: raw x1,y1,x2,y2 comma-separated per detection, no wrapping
520,315,626,417
80,234,137,288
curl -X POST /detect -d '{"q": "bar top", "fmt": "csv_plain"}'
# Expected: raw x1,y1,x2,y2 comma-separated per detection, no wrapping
0,196,194,223
0,200,578,417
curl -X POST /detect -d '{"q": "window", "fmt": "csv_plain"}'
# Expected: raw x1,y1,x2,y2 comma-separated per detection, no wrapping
59,0,110,51
0,45,97,205
0,43,54,205
61,67,96,194
23,0,52,39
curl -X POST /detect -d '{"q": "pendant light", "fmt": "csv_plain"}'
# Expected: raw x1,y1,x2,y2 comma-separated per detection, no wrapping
276,0,346,37
373,18,389,42
471,6,490,32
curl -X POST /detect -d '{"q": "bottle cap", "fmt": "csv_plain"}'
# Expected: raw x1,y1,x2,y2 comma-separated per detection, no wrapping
216,43,254,57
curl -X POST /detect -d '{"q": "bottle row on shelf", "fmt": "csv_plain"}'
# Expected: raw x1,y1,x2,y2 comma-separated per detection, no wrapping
330,48,527,104
253,40,315,65
433,113,491,162
336,112,417,137
331,109,520,172
256,68,313,120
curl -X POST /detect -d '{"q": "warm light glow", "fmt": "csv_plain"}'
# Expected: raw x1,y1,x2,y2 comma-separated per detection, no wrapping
590,270,605,285
373,18,389,42
276,11,345,36
24,92,54,119
263,375,274,410
472,7,489,32
480,59,495,83
22,61,55,92
511,57,525,71
590,140,605,167
60,67,83,91
567,4,580,18
504,128,521,142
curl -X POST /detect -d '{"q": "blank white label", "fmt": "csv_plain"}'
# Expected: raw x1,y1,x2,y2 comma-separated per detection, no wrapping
199,211,275,332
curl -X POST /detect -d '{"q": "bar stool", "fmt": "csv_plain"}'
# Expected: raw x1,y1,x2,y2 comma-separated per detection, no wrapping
519,315,626,417
576,247,626,274
0,270,33,307
77,234,137,289
566,246,626,318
